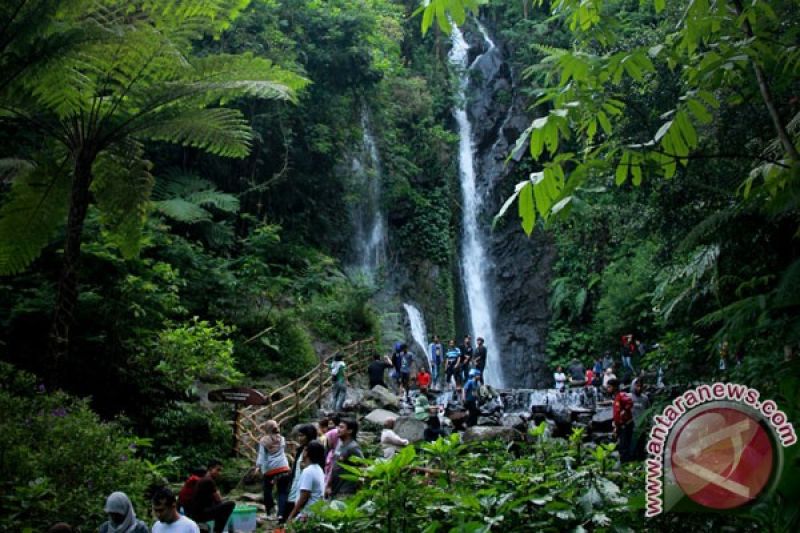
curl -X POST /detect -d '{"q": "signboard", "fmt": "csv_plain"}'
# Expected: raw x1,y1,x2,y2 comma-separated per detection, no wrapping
208,387,267,406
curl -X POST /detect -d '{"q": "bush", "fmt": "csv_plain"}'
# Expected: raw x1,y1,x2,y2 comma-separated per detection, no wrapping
234,310,318,378
154,317,242,393
304,284,379,345
146,402,232,478
0,364,158,531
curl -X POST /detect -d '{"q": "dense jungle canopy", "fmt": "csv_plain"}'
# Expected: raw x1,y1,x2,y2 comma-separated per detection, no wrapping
1,0,798,531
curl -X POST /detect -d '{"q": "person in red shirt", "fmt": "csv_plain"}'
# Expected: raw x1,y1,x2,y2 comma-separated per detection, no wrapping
584,368,594,388
417,368,432,393
607,378,634,462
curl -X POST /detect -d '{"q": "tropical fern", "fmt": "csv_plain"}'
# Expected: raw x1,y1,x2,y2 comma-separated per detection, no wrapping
0,159,70,275
152,171,240,249
138,107,253,158
91,140,154,258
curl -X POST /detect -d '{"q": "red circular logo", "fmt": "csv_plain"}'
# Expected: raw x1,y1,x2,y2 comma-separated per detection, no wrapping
671,407,774,509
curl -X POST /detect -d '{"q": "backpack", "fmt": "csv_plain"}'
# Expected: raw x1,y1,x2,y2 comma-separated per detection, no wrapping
178,474,202,513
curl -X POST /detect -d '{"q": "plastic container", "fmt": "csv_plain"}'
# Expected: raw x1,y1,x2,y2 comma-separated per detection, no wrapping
229,505,258,532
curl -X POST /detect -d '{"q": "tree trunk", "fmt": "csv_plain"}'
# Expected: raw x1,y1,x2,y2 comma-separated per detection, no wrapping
731,0,799,164
48,150,94,379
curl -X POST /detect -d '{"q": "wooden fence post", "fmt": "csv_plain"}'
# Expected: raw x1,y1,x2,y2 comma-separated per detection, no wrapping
317,357,324,408
292,381,300,424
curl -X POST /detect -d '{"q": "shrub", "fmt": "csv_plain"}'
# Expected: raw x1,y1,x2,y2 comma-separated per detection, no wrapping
146,402,232,478
154,317,242,393
0,364,158,531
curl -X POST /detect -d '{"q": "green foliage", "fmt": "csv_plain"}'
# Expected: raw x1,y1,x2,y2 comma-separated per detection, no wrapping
0,0,308,274
594,241,659,341
146,402,232,477
154,317,242,393
293,433,647,532
0,157,70,274
0,363,158,531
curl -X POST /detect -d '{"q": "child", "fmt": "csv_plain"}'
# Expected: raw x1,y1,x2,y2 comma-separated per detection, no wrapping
256,420,291,520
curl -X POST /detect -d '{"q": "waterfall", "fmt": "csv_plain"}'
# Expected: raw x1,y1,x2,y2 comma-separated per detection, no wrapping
403,303,430,369
449,22,504,388
349,107,387,280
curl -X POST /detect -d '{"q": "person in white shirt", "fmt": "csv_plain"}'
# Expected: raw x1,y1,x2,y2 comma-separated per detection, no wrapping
380,418,409,459
603,366,617,388
286,441,326,522
553,365,567,391
151,486,200,533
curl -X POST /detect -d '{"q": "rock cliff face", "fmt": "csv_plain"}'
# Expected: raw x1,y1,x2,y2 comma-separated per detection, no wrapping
459,21,555,388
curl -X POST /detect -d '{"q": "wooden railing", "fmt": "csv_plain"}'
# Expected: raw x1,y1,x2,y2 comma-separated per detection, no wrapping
236,338,376,460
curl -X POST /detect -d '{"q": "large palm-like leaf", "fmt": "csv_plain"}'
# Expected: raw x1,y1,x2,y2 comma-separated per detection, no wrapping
0,0,308,361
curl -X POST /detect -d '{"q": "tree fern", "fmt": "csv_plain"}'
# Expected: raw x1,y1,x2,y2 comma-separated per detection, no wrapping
0,159,70,275
154,198,211,223
91,141,154,259
138,108,253,158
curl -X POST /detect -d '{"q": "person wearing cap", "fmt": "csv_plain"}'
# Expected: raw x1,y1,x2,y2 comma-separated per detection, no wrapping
463,369,481,427
99,491,149,533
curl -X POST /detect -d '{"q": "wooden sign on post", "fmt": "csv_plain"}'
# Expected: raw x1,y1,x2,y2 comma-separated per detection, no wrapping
207,388,267,455
207,387,267,405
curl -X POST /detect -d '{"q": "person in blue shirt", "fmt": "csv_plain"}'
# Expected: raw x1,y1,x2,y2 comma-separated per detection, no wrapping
463,369,481,427
428,335,443,388
445,339,461,391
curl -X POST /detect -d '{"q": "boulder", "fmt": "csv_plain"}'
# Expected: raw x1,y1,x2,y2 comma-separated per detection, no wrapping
591,407,614,432
463,426,523,443
394,416,426,443
363,409,401,431
448,411,468,430
477,416,500,426
367,385,400,409
500,415,527,431
342,387,365,411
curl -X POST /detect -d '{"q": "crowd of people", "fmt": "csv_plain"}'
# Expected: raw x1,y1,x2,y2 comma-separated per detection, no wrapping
47,333,655,532
552,334,654,462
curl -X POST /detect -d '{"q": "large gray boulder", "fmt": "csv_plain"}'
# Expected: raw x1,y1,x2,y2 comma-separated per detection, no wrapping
363,409,401,431
394,416,426,443
463,426,523,443
367,385,400,409
500,415,527,431
592,406,614,432
342,387,365,411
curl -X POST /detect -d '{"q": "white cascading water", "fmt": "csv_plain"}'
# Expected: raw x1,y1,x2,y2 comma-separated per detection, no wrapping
449,22,504,388
350,107,387,280
403,302,430,371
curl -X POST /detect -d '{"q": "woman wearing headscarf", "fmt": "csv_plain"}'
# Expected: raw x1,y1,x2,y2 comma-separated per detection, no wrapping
98,491,149,533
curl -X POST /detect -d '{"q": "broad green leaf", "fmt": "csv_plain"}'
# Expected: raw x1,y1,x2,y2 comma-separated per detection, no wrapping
518,181,535,236
597,111,612,135
631,154,643,186
615,152,630,185
687,99,712,124
654,120,673,142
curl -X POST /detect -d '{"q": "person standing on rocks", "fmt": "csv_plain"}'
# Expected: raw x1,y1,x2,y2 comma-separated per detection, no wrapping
553,365,567,392
607,378,634,462
428,335,443,388
473,337,487,378
459,335,474,386
368,352,394,389
330,354,348,413
398,344,415,398
445,340,460,391
463,369,481,427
